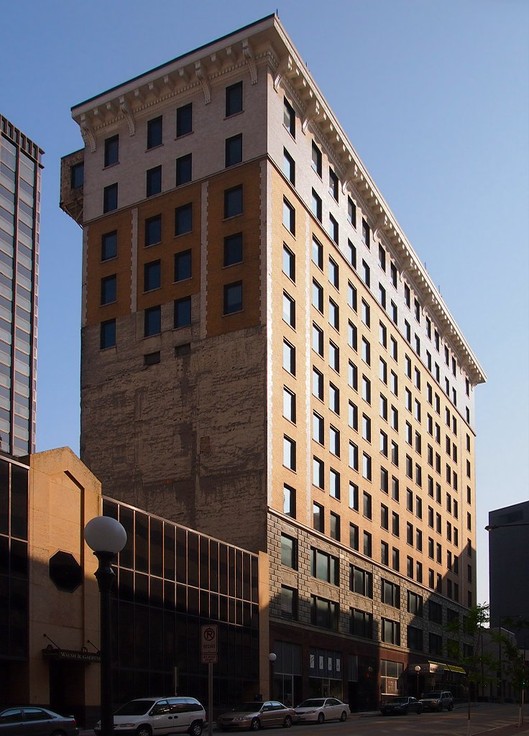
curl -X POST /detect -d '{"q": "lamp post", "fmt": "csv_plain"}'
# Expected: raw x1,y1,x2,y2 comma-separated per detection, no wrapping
414,665,421,698
269,653,277,700
85,516,127,736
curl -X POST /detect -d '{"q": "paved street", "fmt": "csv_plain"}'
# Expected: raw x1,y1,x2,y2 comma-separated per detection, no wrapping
79,703,529,736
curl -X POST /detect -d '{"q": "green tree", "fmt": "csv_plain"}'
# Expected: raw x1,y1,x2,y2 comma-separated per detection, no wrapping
447,604,498,736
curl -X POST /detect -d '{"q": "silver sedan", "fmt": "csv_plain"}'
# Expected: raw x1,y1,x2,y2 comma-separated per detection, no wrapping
294,698,349,724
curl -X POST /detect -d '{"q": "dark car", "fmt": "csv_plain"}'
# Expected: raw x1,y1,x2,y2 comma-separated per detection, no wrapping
217,701,296,730
380,696,422,716
0,706,78,735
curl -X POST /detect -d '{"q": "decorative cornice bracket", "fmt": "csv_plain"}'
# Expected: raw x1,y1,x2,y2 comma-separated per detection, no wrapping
242,39,258,84
119,97,136,136
80,115,96,152
195,61,211,104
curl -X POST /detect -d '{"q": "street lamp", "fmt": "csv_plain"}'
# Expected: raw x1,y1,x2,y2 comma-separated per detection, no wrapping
414,665,421,698
269,653,277,700
85,516,127,736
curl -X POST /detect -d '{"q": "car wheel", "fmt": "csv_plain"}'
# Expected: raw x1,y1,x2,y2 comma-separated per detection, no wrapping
136,726,153,736
283,716,292,728
189,721,203,736
251,718,261,731
317,712,325,724
339,711,347,722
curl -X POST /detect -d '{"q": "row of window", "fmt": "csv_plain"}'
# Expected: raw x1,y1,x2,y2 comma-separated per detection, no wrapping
99,282,242,349
282,94,472,409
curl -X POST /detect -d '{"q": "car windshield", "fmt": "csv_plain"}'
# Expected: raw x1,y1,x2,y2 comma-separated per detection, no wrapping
297,700,325,708
423,693,441,698
114,700,156,716
232,704,263,712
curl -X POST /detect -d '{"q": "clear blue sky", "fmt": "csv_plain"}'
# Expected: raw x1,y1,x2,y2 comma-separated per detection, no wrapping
2,0,527,605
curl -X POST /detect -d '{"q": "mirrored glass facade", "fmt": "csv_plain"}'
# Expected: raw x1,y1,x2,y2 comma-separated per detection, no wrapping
0,116,42,456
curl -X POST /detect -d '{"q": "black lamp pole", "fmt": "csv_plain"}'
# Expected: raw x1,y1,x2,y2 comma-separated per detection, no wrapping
94,550,117,736
85,516,127,736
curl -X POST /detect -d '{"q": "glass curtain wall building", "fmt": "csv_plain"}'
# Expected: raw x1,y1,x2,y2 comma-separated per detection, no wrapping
0,115,43,456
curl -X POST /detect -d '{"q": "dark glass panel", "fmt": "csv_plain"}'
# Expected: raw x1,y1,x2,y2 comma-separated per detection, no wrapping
219,544,228,595
0,460,9,535
200,537,209,590
150,517,163,577
163,524,175,580
135,572,148,604
188,586,199,615
11,464,28,539
176,528,186,583
187,532,198,587
119,506,134,569
10,540,27,577
135,513,149,573
209,540,218,593
119,568,134,601
242,554,250,601
235,550,242,599
150,576,163,606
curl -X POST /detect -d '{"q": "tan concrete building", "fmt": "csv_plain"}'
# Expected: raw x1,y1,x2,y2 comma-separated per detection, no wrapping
61,14,485,707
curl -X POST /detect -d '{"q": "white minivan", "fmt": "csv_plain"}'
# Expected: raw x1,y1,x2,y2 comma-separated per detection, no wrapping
94,696,206,736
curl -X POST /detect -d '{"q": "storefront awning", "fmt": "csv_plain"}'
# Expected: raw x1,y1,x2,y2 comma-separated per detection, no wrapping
408,661,466,675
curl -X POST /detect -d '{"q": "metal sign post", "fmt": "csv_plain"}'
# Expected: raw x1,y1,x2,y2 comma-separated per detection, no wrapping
201,625,218,736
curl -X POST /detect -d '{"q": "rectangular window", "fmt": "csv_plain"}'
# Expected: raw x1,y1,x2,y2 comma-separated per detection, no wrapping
284,97,296,136
328,257,339,288
283,484,296,517
311,596,339,631
311,189,322,221
223,281,242,314
224,186,243,218
329,168,339,200
147,116,163,148
101,231,117,261
175,203,192,235
103,183,118,213
144,260,161,291
382,619,400,645
70,161,84,188
146,165,162,197
362,259,370,287
350,608,373,639
104,134,119,166
173,250,192,282
348,196,357,227
226,81,243,116
312,236,323,269
226,134,243,167
313,502,324,531
312,141,322,176
145,214,161,246
312,366,323,399
350,565,373,598
311,548,339,584
282,291,296,328
283,387,296,423
350,523,359,550
283,435,296,471
312,323,324,356
313,412,324,444
349,481,359,510
328,213,339,244
219,233,242,267
176,103,192,137
176,153,192,185
100,319,116,349
362,219,370,248
144,305,161,336
174,296,191,328
313,457,324,489
101,274,117,305
283,198,295,234
283,147,295,184
281,534,298,569
281,586,298,620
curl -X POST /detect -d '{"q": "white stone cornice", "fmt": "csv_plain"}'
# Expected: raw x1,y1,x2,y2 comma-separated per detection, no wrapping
194,61,211,104
242,39,258,84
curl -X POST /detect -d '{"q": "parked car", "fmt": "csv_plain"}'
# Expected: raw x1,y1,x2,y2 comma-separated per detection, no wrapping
94,696,206,736
217,701,296,730
419,690,454,711
294,698,349,724
0,706,78,736
380,696,423,716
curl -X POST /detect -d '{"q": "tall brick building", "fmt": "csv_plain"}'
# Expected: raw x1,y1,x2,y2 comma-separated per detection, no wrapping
61,15,485,706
